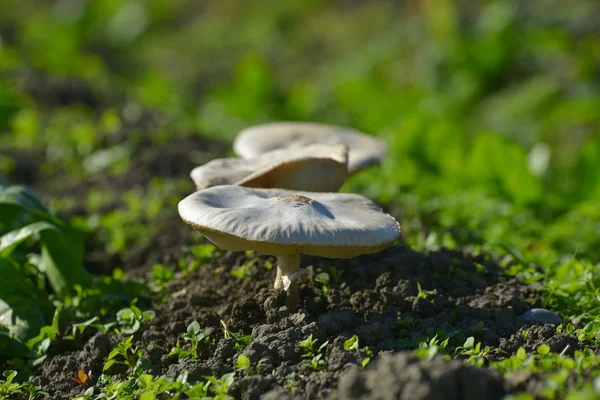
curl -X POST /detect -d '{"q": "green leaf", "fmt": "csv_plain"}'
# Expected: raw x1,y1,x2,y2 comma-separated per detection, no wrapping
0,186,49,220
103,359,116,372
26,306,62,348
343,335,359,351
187,321,201,335
142,310,156,322
64,316,98,340
573,136,600,201
0,221,58,256
361,357,371,368
123,335,134,347
0,186,90,295
137,374,153,387
427,345,439,360
537,344,550,355
221,372,235,387
117,308,134,321
0,331,28,358
107,347,121,361
236,354,251,371
120,319,140,335
1,369,17,383
136,357,151,372
465,133,542,203
463,336,475,349
40,227,91,296
140,392,156,400
315,272,330,285
319,340,329,353
0,257,53,344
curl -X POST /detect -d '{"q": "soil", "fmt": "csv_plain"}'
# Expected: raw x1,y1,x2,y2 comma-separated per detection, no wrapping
8,134,598,399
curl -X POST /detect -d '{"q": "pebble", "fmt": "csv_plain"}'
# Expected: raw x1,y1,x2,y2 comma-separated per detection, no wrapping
521,308,562,325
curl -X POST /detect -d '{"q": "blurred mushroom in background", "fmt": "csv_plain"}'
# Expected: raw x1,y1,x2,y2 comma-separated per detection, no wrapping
233,122,387,174
190,144,348,192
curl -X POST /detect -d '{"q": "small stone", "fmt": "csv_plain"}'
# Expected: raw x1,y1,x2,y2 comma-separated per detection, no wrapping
521,308,562,326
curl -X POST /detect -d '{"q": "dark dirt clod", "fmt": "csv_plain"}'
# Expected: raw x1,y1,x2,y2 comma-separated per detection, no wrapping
498,325,584,357
337,352,506,400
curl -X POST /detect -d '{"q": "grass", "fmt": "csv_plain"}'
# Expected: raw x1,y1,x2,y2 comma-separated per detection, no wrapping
1,0,600,398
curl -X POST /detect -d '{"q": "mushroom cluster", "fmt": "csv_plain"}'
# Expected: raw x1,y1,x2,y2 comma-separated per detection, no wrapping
179,122,400,308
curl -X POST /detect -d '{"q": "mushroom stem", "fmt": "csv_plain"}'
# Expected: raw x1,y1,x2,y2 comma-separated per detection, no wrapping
274,254,301,308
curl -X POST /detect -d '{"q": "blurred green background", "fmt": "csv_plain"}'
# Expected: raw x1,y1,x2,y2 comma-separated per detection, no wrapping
1,0,599,280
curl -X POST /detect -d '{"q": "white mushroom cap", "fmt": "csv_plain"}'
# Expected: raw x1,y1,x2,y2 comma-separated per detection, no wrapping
178,185,400,258
190,144,348,192
233,122,387,174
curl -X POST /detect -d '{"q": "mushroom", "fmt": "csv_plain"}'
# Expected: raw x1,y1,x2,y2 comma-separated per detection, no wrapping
190,144,348,192
233,122,387,174
178,185,400,308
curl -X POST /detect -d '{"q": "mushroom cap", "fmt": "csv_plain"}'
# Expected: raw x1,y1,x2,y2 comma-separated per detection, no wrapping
233,122,387,174
190,144,348,192
178,185,400,258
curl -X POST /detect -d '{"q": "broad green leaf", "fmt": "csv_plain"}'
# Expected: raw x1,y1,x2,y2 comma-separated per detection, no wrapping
463,336,475,349
0,332,28,358
140,392,155,400
0,221,58,256
108,347,121,361
0,186,54,228
40,227,91,295
537,344,550,355
187,321,201,335
0,257,53,344
465,133,542,203
137,374,153,387
103,359,116,372
573,136,600,201
0,186,48,214
0,185,90,296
